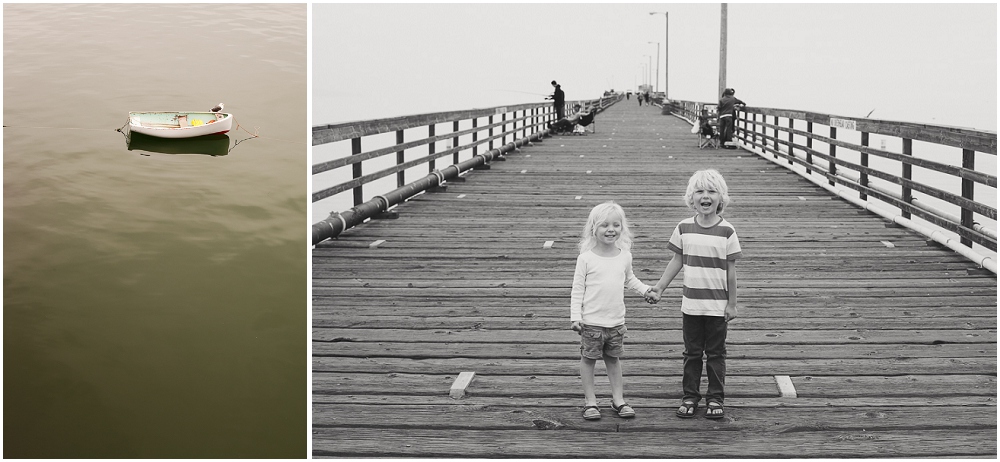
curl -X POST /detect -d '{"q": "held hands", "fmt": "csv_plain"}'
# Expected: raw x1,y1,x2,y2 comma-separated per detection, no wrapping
644,287,662,304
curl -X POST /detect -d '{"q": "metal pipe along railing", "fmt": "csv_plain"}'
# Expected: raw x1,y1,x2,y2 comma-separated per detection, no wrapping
311,114,584,245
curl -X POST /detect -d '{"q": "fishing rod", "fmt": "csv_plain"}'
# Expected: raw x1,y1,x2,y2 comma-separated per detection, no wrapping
488,89,550,97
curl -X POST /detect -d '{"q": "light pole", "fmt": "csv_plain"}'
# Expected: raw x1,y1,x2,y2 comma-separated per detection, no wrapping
719,4,728,99
648,41,660,94
644,55,651,92
649,11,668,100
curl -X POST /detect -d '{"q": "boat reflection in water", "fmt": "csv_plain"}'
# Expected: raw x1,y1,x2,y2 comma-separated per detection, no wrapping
125,131,231,157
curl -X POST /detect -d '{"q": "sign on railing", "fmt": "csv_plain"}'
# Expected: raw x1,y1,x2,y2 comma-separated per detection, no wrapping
829,117,856,131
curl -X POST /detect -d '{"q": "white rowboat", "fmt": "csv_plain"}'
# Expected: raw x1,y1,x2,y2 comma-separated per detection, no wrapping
128,111,233,139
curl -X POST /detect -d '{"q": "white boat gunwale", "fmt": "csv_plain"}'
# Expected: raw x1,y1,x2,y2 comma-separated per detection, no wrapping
128,111,233,139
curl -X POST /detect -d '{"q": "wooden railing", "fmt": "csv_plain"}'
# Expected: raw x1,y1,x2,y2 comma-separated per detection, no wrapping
667,99,996,271
311,95,621,245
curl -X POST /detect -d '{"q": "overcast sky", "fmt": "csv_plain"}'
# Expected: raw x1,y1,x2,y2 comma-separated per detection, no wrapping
313,2,996,131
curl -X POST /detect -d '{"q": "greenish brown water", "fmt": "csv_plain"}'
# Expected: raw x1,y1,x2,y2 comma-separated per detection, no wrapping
4,4,307,458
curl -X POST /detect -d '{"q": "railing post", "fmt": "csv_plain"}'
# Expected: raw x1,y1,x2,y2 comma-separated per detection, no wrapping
531,107,536,137
961,148,975,247
512,110,518,140
787,117,794,165
502,113,507,146
771,115,778,159
396,130,405,188
902,138,912,219
859,132,869,200
428,124,436,173
352,137,363,206
753,113,760,149
829,126,837,186
453,121,460,165
805,121,813,175
521,109,528,138
472,118,478,157
488,115,494,151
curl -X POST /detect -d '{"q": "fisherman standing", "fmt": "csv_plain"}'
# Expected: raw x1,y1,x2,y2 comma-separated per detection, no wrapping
547,80,566,119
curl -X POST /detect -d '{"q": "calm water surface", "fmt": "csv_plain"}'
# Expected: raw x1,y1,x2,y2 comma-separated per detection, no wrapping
4,4,307,458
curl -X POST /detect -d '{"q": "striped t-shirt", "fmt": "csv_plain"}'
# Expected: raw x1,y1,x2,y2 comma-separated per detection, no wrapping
666,216,742,317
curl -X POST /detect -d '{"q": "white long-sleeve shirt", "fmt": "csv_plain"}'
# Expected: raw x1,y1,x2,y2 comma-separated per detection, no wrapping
570,249,650,327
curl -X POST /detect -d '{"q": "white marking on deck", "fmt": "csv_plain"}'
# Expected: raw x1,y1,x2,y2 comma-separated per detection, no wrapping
575,196,582,200
521,170,528,174
450,371,477,399
543,241,554,249
881,240,895,248
457,194,466,199
369,240,386,249
798,196,807,201
586,170,592,174
775,375,797,398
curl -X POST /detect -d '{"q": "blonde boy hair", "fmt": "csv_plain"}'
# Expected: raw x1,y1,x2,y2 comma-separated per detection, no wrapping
684,169,731,214
578,201,634,254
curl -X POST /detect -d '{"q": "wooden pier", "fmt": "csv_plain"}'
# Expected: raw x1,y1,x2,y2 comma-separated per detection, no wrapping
312,101,996,458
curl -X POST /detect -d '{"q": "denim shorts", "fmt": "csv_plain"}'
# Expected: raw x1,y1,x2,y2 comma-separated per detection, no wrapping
579,324,627,360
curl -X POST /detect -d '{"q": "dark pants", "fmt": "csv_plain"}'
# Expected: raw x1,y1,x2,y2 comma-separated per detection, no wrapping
554,103,564,119
719,115,735,144
682,313,728,404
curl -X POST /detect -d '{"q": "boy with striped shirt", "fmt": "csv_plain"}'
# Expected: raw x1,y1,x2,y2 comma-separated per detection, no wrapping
646,169,742,420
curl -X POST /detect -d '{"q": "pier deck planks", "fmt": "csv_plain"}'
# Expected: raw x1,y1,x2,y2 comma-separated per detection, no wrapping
312,101,997,458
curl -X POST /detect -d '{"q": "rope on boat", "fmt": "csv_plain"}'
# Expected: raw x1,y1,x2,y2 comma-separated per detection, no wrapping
2,124,121,131
228,119,260,152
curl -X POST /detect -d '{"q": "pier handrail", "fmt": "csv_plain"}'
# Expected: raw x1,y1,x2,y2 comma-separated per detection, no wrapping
668,98,996,272
311,95,621,245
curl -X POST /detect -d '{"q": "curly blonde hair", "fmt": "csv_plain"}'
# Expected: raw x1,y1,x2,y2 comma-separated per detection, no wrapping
683,169,731,215
578,201,633,254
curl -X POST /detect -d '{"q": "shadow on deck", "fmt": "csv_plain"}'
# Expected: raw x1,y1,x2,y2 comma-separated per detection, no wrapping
312,101,997,458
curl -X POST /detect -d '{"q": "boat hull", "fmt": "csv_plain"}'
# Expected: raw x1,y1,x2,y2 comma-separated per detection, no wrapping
128,111,233,139
127,132,230,156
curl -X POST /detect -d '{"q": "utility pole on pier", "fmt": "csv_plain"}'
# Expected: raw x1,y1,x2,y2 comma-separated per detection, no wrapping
649,11,668,99
718,3,728,99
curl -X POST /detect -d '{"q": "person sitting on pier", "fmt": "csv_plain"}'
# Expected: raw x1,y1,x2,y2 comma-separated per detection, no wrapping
695,114,719,148
718,88,746,149
646,169,742,420
572,104,596,135
571,201,656,421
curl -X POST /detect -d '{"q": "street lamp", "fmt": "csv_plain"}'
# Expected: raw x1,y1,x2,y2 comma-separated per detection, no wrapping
648,41,660,94
644,55,651,92
649,11,668,100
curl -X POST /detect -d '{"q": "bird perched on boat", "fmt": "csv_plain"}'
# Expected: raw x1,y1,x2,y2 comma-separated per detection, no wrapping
210,103,225,113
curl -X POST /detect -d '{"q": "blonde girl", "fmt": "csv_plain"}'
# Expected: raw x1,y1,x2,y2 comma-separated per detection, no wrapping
570,201,654,420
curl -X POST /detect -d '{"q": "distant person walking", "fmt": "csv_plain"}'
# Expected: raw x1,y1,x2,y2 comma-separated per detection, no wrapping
718,88,746,149
547,80,565,119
